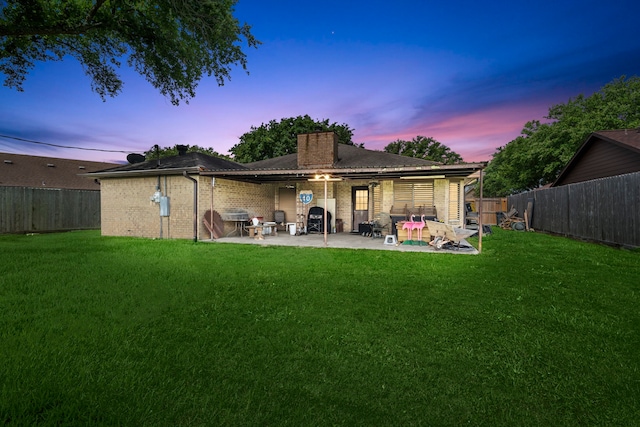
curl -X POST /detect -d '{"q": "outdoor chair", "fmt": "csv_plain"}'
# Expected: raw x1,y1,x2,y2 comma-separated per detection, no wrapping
371,212,392,238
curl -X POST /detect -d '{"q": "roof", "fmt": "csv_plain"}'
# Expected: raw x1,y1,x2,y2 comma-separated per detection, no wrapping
87,144,485,182
244,144,441,170
552,129,640,186
209,144,485,182
0,152,118,190
92,152,246,175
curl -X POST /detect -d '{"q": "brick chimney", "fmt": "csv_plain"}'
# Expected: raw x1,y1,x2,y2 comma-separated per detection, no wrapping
297,132,338,168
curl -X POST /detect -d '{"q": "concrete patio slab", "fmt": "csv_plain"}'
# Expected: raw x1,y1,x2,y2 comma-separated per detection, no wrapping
206,231,478,254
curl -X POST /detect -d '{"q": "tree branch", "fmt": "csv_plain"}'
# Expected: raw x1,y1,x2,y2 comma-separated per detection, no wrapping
84,0,109,25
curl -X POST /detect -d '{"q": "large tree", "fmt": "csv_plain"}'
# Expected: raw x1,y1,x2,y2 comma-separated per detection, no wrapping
383,135,463,164
0,0,259,104
483,75,640,196
230,115,357,163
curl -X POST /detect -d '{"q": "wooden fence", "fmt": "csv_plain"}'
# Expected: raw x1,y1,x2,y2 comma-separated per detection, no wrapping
468,198,507,225
0,187,100,234
507,172,640,248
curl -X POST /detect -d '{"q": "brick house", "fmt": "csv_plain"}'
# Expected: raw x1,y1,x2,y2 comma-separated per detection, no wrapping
87,132,484,240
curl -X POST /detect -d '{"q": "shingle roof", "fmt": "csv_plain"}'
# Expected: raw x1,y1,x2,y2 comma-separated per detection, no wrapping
552,129,640,186
244,144,440,170
594,129,640,152
0,152,118,190
96,152,246,173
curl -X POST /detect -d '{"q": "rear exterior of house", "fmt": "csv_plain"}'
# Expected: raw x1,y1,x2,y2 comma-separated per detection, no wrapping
90,133,484,240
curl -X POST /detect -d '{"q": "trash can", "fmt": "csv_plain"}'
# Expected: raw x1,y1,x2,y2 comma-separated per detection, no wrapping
289,224,296,235
335,219,343,233
496,212,505,225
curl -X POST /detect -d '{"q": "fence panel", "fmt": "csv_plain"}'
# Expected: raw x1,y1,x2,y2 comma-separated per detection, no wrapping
0,187,100,234
507,172,640,247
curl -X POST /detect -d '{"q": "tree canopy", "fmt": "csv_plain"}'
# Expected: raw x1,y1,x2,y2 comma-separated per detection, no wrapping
383,135,463,164
143,144,230,160
230,115,357,163
0,0,259,104
483,75,640,196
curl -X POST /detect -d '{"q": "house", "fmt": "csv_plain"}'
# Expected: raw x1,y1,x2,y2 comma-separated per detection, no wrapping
86,132,485,240
1,152,117,189
552,129,640,187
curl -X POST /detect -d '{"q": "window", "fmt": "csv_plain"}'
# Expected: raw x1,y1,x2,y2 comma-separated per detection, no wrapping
393,181,434,207
354,189,368,210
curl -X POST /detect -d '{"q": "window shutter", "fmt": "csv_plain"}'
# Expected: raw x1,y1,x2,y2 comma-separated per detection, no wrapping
448,181,461,221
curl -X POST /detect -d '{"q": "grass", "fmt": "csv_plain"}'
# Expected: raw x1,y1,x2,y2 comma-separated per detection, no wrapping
1,230,639,426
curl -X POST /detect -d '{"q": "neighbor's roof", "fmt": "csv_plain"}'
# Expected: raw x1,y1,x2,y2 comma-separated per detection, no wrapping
0,152,118,190
552,129,640,186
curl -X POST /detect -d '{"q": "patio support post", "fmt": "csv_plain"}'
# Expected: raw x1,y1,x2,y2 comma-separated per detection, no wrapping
324,178,328,247
478,168,483,253
183,171,198,242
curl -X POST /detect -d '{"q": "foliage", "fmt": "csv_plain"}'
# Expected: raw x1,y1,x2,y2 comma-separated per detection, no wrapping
483,76,640,196
0,0,260,105
143,143,231,160
230,114,357,163
1,230,639,425
383,135,463,164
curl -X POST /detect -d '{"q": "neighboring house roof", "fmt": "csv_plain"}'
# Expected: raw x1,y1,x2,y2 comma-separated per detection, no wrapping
0,152,118,190
552,129,640,187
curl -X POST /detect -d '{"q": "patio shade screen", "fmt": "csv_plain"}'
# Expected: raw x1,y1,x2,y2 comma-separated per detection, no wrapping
448,181,461,222
393,182,434,208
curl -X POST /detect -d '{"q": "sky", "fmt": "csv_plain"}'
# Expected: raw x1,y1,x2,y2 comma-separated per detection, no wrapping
1,0,640,164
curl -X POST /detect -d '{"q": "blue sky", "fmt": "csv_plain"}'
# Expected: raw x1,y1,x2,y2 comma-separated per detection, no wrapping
1,0,639,163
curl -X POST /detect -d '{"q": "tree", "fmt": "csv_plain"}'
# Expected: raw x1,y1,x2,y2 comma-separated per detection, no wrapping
230,115,357,163
383,135,463,164
483,75,640,196
0,0,259,105
143,144,231,160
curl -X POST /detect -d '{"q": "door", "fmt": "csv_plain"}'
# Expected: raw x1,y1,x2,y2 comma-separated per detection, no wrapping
279,187,296,225
352,186,369,231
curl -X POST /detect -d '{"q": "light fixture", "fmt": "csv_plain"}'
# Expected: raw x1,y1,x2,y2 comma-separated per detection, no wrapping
308,174,342,182
399,175,445,180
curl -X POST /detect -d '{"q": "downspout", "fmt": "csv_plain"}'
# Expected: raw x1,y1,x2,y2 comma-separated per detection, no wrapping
183,171,198,242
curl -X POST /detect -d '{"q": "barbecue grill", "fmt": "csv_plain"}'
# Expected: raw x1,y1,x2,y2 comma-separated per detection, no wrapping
307,206,331,233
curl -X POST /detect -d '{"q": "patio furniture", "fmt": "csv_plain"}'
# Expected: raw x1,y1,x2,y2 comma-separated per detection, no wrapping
245,225,265,240
219,208,250,237
384,234,397,245
371,212,392,238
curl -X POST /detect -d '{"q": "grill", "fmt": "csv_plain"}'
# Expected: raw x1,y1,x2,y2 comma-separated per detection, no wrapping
308,206,331,233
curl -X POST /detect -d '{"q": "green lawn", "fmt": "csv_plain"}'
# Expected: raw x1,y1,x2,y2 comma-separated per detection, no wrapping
1,230,639,426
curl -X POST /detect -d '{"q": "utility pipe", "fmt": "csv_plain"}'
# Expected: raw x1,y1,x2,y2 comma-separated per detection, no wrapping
183,171,198,242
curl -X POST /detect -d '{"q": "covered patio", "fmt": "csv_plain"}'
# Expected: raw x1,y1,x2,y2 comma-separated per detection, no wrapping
207,231,479,254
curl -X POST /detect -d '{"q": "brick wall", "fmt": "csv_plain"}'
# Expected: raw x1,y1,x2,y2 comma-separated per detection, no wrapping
100,175,275,240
